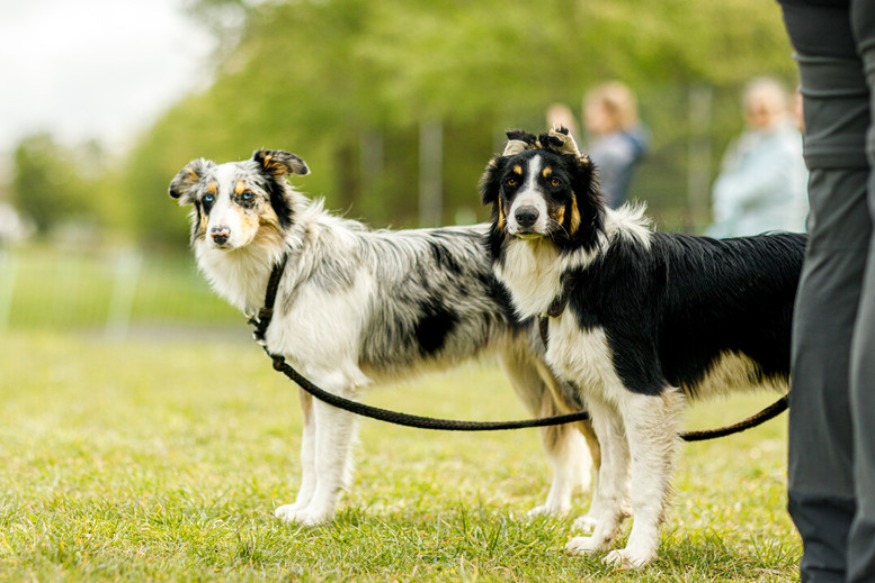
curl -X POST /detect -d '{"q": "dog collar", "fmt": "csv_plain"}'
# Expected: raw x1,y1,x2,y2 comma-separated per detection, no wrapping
250,252,289,344
543,273,574,319
538,275,574,349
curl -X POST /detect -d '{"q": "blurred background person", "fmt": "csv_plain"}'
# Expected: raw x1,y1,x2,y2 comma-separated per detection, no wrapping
707,77,809,238
545,102,580,141
582,81,648,209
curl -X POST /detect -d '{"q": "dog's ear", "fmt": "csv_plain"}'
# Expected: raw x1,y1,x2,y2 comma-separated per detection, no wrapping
571,153,605,240
539,127,582,158
574,153,601,204
252,149,310,177
503,129,537,157
169,158,211,204
481,129,535,204
479,155,506,206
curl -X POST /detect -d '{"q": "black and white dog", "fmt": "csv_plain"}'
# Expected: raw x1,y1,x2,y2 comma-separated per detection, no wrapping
168,149,599,526
480,129,805,568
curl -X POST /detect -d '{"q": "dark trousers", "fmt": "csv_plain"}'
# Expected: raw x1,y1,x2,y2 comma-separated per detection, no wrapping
781,2,875,582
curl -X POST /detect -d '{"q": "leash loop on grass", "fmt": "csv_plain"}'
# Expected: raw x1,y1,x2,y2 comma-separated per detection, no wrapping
254,253,788,437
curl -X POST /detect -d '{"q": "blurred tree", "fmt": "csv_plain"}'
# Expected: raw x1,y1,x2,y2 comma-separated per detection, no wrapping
124,0,797,247
10,134,92,235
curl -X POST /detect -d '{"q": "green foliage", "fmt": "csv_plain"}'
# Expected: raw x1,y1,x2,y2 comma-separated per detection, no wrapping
0,332,800,581
120,0,796,246
8,135,127,239
10,134,89,234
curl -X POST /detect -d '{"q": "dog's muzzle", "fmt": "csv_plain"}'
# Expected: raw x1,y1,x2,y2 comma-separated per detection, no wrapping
514,206,539,228
510,206,543,237
210,226,231,247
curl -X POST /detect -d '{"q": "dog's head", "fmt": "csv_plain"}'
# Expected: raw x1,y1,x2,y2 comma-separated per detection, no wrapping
479,128,604,253
169,149,309,250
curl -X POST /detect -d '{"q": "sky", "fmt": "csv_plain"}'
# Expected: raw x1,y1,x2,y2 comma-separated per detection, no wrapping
0,0,217,157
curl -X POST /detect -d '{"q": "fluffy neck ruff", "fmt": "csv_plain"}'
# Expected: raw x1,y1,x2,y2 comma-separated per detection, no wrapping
193,190,331,316
494,238,564,320
495,204,651,320
195,235,287,316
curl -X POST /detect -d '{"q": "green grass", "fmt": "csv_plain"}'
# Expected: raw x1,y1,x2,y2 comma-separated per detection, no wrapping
0,331,801,581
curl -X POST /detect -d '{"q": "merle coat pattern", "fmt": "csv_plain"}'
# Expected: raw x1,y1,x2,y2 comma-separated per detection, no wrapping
168,149,599,526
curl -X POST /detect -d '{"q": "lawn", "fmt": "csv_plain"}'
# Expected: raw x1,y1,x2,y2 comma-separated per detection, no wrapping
0,331,801,582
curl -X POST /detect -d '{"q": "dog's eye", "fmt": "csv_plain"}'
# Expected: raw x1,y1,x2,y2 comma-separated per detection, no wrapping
505,178,519,188
203,194,215,204
550,178,561,188
241,191,254,202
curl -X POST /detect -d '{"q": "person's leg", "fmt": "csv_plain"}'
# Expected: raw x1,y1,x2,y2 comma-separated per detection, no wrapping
847,3,875,581
781,3,873,581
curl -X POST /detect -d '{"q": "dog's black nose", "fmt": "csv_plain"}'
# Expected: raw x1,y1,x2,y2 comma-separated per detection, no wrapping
514,206,540,228
210,226,230,246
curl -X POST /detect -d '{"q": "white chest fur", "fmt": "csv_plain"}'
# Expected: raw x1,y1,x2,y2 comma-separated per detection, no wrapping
545,315,621,403
195,242,279,314
495,240,563,319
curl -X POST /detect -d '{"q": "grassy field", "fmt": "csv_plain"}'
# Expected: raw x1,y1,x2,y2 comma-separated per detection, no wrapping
0,331,800,582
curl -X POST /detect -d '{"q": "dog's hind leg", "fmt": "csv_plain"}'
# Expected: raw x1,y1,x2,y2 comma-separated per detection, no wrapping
569,417,602,534
531,393,596,517
603,388,683,569
499,347,596,517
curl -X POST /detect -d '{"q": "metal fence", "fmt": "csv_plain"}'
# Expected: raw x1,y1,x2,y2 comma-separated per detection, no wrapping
0,246,239,338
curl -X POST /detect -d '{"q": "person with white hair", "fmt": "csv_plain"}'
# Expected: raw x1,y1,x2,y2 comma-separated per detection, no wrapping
707,77,809,237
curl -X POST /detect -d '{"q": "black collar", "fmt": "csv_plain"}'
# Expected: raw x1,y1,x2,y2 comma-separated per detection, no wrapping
546,273,574,318
250,253,289,344
538,273,574,348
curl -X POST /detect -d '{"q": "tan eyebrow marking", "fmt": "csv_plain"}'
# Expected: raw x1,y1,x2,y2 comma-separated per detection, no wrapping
569,194,582,234
542,166,553,178
512,164,523,175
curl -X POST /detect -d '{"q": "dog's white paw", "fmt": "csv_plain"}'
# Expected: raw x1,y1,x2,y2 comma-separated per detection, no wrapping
572,513,598,533
565,535,605,555
274,504,332,526
603,548,655,570
274,504,302,522
526,503,567,518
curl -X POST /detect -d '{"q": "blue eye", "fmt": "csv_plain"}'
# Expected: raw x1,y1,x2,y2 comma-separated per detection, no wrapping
203,194,215,204
241,192,254,202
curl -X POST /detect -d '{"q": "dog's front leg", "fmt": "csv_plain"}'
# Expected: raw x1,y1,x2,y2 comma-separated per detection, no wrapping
603,388,683,569
276,373,360,527
302,397,359,525
275,389,316,520
566,396,630,556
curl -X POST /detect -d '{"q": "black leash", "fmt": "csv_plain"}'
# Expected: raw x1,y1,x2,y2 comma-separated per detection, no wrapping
250,254,590,431
680,395,788,442
263,352,592,431
253,254,788,438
